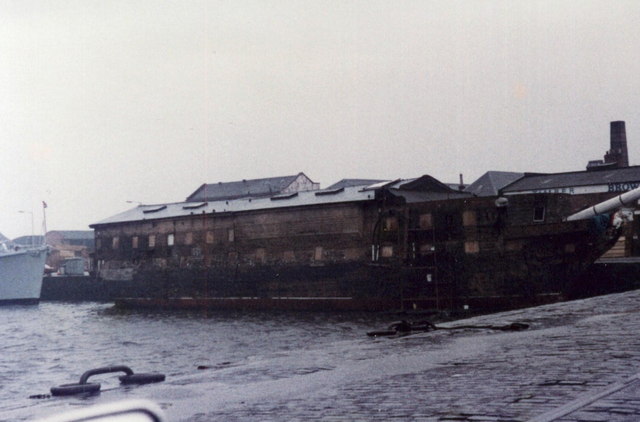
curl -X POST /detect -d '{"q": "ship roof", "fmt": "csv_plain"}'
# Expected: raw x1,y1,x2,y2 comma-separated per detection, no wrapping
502,165,640,192
465,171,524,197
396,175,461,193
325,179,386,189
185,173,315,202
387,175,473,201
91,174,469,227
388,189,472,202
91,184,378,227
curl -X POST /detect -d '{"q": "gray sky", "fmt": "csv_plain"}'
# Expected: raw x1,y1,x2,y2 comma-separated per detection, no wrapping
1,0,639,239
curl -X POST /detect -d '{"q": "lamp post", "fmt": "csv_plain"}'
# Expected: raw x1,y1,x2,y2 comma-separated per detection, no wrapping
18,210,34,247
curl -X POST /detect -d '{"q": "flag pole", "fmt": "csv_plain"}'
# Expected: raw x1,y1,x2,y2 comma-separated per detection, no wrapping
42,201,48,246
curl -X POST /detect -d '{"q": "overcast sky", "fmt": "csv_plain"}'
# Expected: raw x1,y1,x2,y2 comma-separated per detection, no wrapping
1,0,639,239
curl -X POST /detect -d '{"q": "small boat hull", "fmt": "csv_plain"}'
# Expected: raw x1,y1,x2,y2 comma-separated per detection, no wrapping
0,247,48,304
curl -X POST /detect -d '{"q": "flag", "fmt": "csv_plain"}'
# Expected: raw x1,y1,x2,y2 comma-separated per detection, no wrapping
42,201,47,208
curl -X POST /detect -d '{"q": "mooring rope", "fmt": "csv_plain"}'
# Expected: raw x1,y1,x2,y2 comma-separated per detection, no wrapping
367,320,529,337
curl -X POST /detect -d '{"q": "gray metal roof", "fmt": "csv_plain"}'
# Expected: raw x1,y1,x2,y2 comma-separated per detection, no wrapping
326,179,386,189
465,171,524,197
446,183,467,191
395,175,459,193
388,189,472,203
92,174,476,227
186,173,312,202
502,166,640,192
92,185,378,227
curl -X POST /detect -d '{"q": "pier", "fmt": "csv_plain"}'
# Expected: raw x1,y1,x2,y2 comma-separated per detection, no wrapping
149,288,640,421
6,285,640,421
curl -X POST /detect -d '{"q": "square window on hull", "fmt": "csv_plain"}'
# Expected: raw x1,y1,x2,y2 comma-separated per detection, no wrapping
533,206,545,222
381,245,394,258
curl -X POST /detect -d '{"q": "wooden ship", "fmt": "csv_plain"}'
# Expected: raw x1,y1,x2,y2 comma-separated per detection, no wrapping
90,174,631,313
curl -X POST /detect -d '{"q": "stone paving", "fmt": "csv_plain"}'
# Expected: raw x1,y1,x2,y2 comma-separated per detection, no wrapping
176,289,640,422
534,374,640,422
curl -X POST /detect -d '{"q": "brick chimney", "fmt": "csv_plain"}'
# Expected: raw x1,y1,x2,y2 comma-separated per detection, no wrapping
604,120,629,167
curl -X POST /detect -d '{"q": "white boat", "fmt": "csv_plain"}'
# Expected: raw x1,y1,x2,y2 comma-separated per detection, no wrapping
0,244,48,304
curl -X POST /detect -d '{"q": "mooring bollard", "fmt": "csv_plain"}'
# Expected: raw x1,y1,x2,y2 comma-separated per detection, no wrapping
50,365,165,397
119,372,166,385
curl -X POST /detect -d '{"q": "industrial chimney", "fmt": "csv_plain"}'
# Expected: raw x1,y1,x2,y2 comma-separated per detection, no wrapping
604,120,629,168
587,120,630,170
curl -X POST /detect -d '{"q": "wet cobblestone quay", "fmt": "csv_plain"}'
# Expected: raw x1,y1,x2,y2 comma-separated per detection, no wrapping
174,289,640,422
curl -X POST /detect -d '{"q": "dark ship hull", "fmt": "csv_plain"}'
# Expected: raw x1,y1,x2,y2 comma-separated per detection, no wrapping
94,184,622,313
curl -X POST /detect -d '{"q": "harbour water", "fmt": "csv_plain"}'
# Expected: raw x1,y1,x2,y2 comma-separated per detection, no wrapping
4,291,640,421
0,302,393,420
